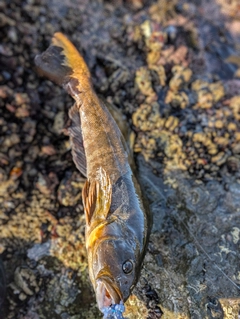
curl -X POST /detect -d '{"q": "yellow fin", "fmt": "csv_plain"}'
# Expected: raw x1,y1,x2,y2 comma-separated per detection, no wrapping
82,180,97,226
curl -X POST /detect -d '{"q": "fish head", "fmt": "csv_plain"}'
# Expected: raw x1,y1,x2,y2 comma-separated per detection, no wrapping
91,237,139,310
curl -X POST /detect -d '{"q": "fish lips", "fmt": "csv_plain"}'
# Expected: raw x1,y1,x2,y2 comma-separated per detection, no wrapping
95,274,123,311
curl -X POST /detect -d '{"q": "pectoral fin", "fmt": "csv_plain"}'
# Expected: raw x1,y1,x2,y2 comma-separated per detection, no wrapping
82,168,112,226
82,180,97,226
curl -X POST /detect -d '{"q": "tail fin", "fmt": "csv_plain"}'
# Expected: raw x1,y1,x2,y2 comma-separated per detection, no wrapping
34,32,91,94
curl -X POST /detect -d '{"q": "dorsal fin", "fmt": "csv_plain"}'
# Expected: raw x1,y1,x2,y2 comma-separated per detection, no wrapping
68,103,87,177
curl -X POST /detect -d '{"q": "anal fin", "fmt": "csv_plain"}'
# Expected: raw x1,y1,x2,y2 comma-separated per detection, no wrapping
68,103,87,177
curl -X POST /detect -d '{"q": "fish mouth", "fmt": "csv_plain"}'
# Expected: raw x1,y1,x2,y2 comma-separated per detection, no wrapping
95,274,123,311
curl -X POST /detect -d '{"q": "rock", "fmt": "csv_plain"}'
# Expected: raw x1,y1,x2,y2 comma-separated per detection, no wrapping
53,111,65,135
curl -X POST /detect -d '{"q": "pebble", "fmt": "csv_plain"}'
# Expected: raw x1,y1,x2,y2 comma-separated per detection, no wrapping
53,111,65,135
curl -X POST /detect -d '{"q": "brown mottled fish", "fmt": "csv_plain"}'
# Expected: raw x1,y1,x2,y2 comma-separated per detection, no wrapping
35,32,150,312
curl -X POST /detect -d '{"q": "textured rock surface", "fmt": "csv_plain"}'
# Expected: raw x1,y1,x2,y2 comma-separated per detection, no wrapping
0,0,239,318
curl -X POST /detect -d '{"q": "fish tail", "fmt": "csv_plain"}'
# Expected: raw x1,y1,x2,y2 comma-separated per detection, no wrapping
34,32,91,96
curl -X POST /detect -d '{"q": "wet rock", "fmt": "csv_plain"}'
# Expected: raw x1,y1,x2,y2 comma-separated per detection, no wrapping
41,145,57,156
135,67,157,103
57,171,84,207
36,172,59,196
1,0,240,317
169,65,192,91
12,266,39,296
53,111,65,135
27,242,51,262
0,178,19,197
109,68,130,92
22,120,36,143
46,270,79,308
3,134,20,148
0,256,6,310
36,173,51,196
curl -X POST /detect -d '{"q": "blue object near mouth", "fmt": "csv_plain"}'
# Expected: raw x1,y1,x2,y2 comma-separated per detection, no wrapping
102,301,127,319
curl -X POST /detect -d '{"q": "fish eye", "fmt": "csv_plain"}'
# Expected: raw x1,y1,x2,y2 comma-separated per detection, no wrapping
122,260,133,274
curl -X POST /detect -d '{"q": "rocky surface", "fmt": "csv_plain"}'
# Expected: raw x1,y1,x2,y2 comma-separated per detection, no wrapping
0,0,240,318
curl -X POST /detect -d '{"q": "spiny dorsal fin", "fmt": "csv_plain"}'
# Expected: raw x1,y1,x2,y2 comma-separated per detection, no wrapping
82,168,112,226
68,103,87,177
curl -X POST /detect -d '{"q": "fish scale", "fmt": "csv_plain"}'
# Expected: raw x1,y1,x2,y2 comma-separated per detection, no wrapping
80,97,129,182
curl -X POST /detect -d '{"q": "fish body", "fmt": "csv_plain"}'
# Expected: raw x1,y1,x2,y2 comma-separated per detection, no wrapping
35,33,150,311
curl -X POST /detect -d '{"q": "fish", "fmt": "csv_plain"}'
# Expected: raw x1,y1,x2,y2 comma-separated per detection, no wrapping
35,32,150,313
